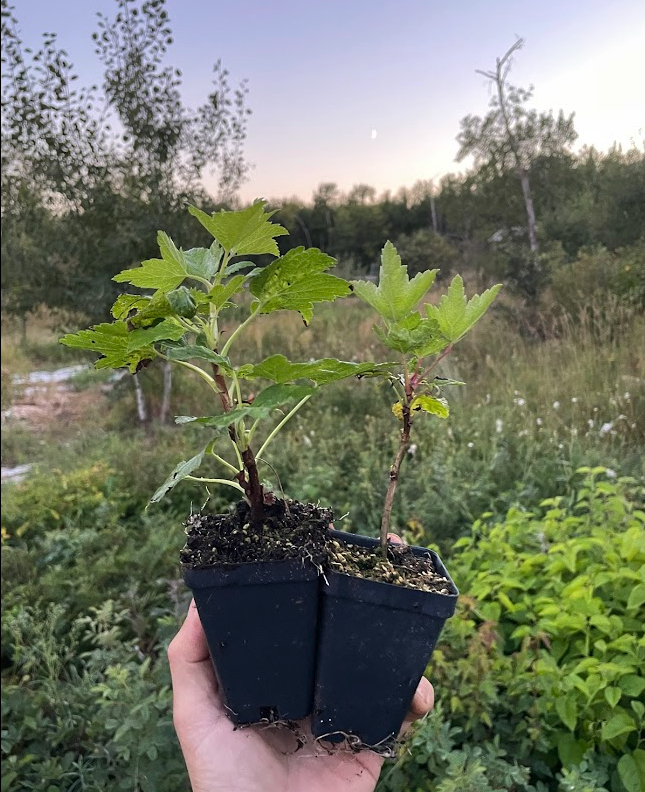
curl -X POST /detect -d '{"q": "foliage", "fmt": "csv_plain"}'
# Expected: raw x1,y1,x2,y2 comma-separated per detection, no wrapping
60,202,369,522
2,459,643,791
1,0,251,324
379,469,645,792
352,240,500,548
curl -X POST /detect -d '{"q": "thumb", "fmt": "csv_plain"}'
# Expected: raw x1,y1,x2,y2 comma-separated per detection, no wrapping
168,600,222,723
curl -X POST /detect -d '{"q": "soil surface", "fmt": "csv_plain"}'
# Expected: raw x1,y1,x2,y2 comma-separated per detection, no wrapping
181,498,456,595
180,499,332,569
327,537,457,595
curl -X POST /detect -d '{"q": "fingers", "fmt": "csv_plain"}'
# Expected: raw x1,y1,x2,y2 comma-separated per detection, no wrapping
387,533,403,545
401,676,434,735
168,600,222,722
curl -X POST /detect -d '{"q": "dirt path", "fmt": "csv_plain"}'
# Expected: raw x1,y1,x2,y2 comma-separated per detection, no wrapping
1,366,111,482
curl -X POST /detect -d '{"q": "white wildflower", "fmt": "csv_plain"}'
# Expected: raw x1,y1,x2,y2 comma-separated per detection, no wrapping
553,401,560,409
303,435,312,447
467,442,474,449
624,392,631,400
514,397,526,407
571,397,578,404
605,469,617,479
587,419,594,428
536,418,543,426
408,444,417,456
571,428,578,436
496,419,503,434
518,429,529,437
599,422,613,435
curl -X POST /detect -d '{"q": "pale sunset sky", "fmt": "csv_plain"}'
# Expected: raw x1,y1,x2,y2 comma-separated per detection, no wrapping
14,0,645,202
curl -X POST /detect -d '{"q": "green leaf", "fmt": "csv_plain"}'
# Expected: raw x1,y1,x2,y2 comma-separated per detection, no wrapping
425,276,501,343
601,711,636,741
128,292,176,326
251,383,315,412
111,294,149,320
150,452,205,504
176,384,315,429
166,286,197,319
114,231,189,293
618,751,645,792
411,394,449,418
351,242,438,323
557,733,587,767
183,243,222,280
208,275,246,309
604,687,622,708
60,323,136,371
374,312,450,357
250,247,350,324
189,201,288,257
627,584,645,610
556,694,578,732
237,354,391,384
164,345,232,372
126,320,184,352
619,675,645,697
224,260,257,276
61,320,183,373
114,257,186,293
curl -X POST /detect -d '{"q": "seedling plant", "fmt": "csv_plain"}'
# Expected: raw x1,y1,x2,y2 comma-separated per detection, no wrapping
61,202,385,528
351,241,501,557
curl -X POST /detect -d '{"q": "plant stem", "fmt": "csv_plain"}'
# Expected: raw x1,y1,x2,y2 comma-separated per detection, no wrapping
380,395,412,558
185,475,245,493
156,353,220,397
209,451,240,476
221,309,258,357
256,395,311,459
211,362,266,526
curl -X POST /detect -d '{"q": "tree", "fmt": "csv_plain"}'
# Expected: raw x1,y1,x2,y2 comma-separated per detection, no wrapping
457,38,577,253
1,0,250,323
2,0,251,421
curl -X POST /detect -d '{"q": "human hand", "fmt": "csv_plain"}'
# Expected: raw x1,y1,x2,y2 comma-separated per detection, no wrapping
168,599,434,792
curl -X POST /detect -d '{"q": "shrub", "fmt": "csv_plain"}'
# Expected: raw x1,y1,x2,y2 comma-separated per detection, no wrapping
383,468,645,792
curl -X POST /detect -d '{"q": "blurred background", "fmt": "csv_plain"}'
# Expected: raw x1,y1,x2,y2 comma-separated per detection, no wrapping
1,1,644,790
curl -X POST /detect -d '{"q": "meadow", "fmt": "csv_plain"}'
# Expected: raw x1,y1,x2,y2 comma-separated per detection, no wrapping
2,288,644,792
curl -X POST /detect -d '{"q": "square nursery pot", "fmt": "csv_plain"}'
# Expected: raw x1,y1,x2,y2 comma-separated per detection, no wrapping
312,529,458,748
183,558,319,725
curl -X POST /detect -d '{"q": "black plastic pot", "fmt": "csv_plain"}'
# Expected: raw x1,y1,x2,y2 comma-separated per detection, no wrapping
312,530,458,747
183,558,319,724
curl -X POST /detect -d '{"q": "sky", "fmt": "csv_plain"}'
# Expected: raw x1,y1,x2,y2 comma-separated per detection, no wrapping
12,0,645,203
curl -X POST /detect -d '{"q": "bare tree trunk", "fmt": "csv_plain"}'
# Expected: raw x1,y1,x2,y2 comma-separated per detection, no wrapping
159,361,172,424
519,170,539,252
430,192,438,234
482,39,540,254
134,373,148,424
294,213,312,247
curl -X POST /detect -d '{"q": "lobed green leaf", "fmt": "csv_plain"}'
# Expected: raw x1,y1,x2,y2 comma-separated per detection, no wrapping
188,201,288,257
250,247,350,324
351,241,438,323
425,275,502,342
237,354,391,384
